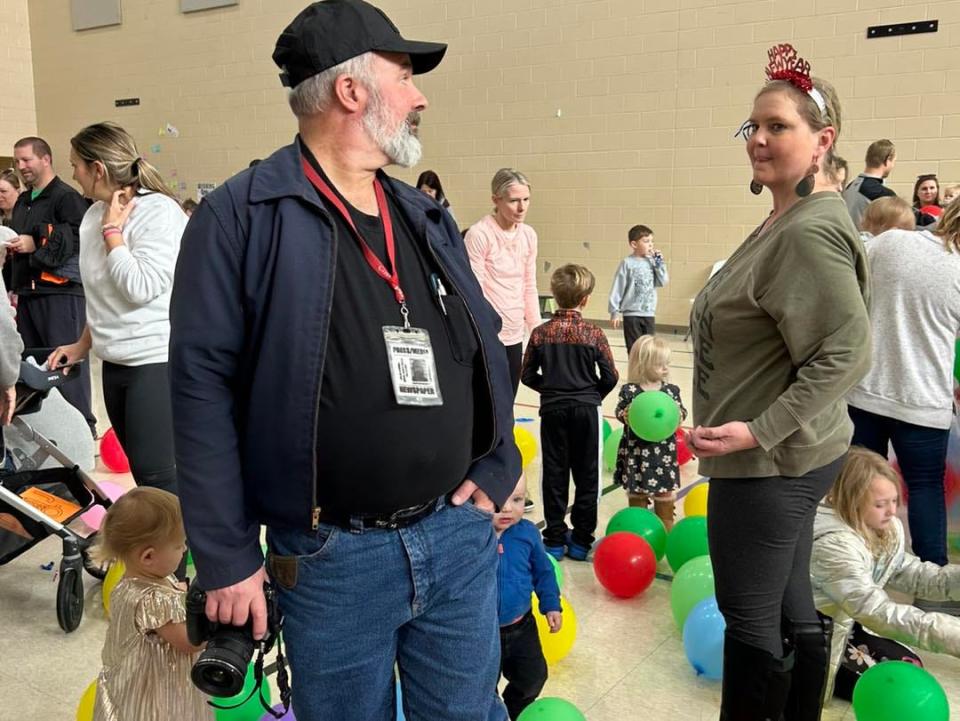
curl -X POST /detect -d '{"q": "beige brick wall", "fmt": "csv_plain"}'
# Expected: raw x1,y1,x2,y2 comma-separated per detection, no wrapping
24,0,960,324
0,0,37,153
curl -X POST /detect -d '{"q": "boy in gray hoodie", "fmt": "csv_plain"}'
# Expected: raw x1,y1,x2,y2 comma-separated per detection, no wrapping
607,224,669,353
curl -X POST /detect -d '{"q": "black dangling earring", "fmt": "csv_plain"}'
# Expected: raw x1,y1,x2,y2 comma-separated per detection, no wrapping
750,180,763,195
795,164,818,197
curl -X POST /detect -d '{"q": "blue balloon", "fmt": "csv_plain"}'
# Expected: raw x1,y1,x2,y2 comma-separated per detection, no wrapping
396,679,406,721
682,596,725,680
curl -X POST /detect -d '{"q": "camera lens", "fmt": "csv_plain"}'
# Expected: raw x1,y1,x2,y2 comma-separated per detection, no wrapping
190,627,255,697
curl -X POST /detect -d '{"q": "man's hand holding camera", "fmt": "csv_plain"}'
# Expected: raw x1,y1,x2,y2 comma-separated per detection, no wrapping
205,565,270,640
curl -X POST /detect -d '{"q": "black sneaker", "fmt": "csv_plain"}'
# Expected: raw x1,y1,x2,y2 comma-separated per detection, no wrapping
524,498,535,513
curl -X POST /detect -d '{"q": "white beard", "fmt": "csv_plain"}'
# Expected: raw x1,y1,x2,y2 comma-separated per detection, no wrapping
363,86,422,168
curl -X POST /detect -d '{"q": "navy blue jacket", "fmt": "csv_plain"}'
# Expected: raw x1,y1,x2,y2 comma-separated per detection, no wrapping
498,519,561,625
169,140,521,590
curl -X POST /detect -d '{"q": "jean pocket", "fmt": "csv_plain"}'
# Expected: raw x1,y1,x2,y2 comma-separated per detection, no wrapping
267,524,340,590
458,499,495,522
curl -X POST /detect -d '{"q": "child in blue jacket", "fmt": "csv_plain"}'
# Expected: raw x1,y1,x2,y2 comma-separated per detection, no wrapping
494,476,562,720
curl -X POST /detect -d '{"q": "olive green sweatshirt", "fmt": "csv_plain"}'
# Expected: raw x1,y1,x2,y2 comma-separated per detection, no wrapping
690,193,871,479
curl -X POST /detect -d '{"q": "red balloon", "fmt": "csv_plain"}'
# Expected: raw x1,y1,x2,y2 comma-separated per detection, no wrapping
676,429,694,466
593,531,657,599
100,428,130,474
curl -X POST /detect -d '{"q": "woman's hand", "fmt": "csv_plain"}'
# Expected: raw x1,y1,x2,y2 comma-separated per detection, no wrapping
102,189,136,232
46,342,89,374
688,422,759,458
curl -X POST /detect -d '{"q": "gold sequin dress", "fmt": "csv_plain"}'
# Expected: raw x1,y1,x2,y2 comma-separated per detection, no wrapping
93,576,214,721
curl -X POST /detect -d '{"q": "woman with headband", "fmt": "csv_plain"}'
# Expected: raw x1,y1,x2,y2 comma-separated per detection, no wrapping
689,45,871,719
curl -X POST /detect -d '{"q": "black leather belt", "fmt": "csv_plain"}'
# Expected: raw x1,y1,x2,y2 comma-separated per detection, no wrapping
316,496,442,532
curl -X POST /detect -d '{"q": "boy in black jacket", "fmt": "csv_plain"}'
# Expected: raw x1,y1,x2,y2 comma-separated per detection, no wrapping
521,264,618,561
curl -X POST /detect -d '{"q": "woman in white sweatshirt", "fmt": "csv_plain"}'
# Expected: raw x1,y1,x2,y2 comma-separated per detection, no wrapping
48,123,186,518
846,201,960,565
811,447,960,702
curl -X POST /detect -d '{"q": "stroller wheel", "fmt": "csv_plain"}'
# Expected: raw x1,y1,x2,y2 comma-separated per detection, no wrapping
56,566,85,632
80,533,108,580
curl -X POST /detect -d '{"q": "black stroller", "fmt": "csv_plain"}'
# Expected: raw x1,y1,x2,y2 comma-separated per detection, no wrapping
0,349,112,631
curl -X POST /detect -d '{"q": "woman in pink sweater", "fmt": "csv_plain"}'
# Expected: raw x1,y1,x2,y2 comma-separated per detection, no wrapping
465,168,541,396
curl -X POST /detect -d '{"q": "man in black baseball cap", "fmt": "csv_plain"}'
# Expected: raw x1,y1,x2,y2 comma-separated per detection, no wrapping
273,0,447,87
170,2,520,720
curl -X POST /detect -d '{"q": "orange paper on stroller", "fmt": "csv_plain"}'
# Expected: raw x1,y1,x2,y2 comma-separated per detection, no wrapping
19,487,82,522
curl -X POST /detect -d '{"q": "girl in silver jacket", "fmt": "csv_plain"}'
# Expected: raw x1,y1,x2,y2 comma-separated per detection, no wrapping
811,446,960,702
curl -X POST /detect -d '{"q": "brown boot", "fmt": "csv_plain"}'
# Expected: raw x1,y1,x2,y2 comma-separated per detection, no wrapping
654,498,676,531
627,492,650,509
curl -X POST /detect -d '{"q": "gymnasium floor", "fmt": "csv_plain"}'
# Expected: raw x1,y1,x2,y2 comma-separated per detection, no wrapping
2,334,958,720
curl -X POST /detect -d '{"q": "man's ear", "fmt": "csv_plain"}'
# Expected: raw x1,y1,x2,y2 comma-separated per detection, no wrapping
333,73,368,114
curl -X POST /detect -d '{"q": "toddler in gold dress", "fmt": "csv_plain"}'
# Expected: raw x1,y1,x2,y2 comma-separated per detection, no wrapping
93,487,213,720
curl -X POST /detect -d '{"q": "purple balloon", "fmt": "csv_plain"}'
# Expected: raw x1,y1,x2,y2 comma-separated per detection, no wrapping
258,705,296,721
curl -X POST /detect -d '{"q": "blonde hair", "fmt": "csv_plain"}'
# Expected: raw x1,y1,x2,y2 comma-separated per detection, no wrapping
756,77,843,183
93,487,184,564
934,197,960,254
550,264,595,309
70,122,176,200
491,168,530,198
627,335,670,385
825,447,900,555
861,196,915,235
942,184,960,203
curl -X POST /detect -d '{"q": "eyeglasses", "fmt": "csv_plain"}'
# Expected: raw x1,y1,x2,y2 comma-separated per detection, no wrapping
734,120,757,141
917,174,938,181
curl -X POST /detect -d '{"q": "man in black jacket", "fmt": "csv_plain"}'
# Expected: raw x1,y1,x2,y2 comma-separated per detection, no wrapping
7,137,93,432
841,139,897,229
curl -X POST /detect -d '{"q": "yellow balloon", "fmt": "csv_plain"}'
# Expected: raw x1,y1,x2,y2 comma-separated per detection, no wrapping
76,680,96,721
102,560,126,615
532,594,577,665
514,426,538,471
683,483,709,518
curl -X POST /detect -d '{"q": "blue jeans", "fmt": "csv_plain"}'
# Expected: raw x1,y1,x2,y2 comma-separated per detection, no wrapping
266,498,508,721
849,405,951,565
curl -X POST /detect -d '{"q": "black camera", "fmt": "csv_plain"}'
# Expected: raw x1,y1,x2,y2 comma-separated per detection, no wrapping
185,580,283,698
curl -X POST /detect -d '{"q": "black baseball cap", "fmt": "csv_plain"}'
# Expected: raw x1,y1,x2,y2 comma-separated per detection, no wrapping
273,0,447,88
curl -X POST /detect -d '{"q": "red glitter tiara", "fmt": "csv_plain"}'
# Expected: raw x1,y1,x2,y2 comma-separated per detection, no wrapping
764,43,825,114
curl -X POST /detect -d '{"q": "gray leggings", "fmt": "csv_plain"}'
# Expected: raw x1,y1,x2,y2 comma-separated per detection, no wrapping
707,455,845,656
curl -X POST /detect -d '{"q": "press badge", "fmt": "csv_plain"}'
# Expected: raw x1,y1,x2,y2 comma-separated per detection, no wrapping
383,326,443,406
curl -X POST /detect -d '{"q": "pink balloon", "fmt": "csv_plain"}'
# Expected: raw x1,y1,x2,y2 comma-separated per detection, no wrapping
80,481,128,530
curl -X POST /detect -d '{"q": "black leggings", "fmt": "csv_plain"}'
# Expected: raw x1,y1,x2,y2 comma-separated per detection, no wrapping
708,455,845,656
102,361,177,495
505,342,522,399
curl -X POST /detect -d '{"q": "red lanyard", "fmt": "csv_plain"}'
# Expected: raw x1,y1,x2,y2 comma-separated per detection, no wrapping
300,156,408,317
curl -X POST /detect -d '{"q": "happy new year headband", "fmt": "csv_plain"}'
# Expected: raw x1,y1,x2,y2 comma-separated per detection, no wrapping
765,44,826,117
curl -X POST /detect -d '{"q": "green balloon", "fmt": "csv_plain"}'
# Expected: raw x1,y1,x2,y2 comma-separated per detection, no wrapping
214,663,272,721
628,390,680,442
603,427,623,471
605,507,667,560
518,697,586,720
666,516,710,573
852,661,948,721
954,338,959,383
602,418,612,442
547,553,564,590
670,554,715,628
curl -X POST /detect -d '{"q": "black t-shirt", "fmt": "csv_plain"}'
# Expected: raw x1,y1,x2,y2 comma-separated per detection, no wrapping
303,147,478,514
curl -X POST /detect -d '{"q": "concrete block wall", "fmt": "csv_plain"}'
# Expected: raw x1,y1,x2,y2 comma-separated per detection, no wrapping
24,0,960,324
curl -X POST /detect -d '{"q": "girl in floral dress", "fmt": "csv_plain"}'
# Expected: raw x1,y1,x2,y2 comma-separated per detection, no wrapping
614,335,686,529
